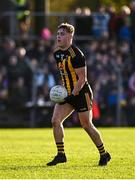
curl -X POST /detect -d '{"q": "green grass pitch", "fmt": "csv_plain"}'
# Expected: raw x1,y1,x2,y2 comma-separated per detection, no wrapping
0,127,135,179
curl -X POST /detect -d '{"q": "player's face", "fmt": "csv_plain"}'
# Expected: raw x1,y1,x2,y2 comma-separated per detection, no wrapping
56,28,72,49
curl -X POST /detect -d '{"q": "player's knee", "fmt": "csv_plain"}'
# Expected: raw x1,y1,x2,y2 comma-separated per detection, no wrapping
80,119,93,129
51,117,62,127
80,119,88,128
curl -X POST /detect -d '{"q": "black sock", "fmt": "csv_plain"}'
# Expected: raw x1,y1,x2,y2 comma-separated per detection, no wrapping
56,142,65,154
97,143,106,156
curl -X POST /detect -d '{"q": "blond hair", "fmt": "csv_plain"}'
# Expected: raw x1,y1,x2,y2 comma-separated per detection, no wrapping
58,23,75,35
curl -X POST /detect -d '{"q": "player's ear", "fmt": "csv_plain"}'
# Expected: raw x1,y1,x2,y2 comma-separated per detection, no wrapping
70,31,74,37
68,33,73,40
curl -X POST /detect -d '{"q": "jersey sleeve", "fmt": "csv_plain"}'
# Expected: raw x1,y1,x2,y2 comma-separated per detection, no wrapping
53,50,60,65
71,47,86,69
53,47,61,61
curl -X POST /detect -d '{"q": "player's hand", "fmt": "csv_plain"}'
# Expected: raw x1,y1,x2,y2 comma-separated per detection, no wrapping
64,94,75,104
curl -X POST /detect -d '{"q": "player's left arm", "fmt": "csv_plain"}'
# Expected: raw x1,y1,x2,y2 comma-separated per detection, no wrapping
71,47,87,96
72,66,87,96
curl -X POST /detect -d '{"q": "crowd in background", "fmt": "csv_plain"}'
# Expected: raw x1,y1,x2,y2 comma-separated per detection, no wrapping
0,1,135,127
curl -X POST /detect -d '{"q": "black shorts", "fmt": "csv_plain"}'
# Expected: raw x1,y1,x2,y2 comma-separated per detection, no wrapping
60,83,93,112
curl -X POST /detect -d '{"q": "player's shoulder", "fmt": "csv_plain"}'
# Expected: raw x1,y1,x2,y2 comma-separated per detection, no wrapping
68,45,84,58
53,47,61,60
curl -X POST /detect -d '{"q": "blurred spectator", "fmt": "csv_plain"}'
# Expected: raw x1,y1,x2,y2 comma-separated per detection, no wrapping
119,24,132,42
116,5,131,41
0,66,8,110
41,28,52,41
0,38,16,66
16,47,33,91
7,55,20,88
92,100,101,121
37,82,50,105
105,73,119,125
128,72,135,92
27,39,51,67
75,7,93,44
130,0,135,43
35,64,55,89
14,0,31,37
8,76,28,108
92,5,110,39
107,4,117,39
129,0,135,64
127,71,135,125
7,47,33,102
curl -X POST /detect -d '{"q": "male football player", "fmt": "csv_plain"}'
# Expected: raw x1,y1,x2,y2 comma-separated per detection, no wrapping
47,23,111,166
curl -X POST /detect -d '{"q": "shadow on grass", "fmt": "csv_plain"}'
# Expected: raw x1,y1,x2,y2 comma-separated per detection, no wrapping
0,165,48,171
0,163,97,171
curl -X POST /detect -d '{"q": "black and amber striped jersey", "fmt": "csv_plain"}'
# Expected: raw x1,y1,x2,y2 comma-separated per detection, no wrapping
53,45,86,95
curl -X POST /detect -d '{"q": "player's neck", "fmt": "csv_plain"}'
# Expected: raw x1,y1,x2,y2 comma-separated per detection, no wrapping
59,43,72,51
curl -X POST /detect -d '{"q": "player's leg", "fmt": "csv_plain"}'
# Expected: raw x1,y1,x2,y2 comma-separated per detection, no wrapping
78,110,103,146
47,103,74,166
52,103,74,143
78,110,111,166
